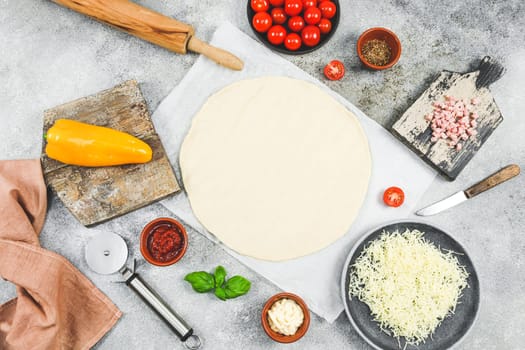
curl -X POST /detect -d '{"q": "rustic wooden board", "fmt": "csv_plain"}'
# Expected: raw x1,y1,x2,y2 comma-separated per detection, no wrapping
391,57,505,180
41,80,180,226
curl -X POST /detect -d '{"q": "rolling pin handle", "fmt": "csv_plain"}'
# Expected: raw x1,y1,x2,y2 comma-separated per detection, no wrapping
187,36,244,71
51,0,242,71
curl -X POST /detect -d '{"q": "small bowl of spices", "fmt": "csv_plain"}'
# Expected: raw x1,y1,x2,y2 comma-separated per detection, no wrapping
261,292,310,343
140,217,188,266
357,27,401,70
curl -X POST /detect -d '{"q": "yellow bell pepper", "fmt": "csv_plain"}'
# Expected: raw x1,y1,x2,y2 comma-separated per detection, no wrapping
45,119,153,167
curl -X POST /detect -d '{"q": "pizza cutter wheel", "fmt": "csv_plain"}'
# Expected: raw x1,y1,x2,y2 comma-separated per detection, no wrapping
85,232,202,349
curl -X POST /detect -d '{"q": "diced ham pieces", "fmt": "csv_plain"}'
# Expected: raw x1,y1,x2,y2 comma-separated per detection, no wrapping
426,96,480,151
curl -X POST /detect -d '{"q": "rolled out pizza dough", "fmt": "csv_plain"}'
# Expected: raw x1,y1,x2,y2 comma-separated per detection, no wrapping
180,77,371,261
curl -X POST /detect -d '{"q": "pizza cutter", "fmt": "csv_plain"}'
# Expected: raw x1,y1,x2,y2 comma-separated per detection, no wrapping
85,232,202,349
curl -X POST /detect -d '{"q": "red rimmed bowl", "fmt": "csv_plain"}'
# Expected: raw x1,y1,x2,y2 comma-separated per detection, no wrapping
261,292,310,343
140,217,188,266
357,27,401,70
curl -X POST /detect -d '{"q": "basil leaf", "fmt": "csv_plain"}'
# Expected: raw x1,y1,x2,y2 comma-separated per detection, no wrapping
223,275,251,299
184,271,215,293
214,265,227,288
214,287,227,301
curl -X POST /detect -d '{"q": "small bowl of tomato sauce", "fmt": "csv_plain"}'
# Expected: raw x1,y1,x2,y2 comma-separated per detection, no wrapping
140,217,188,266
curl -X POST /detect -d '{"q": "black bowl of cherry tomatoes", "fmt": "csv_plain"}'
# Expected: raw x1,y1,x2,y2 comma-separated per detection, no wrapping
248,0,340,54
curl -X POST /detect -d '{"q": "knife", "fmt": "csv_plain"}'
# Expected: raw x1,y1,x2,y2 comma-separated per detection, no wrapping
416,164,520,216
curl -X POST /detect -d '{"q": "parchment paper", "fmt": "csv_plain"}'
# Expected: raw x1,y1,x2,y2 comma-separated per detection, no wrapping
152,22,436,322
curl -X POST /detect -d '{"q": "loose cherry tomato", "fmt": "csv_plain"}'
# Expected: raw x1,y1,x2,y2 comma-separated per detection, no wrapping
318,18,332,34
269,0,285,6
383,186,405,207
267,25,287,45
252,12,273,33
288,16,305,32
284,33,302,51
251,0,270,12
318,1,336,19
284,0,303,16
324,60,345,80
302,0,317,8
301,25,320,47
271,7,288,25
304,7,321,25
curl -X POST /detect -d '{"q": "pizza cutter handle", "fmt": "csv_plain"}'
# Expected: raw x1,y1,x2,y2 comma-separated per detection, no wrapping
122,268,194,342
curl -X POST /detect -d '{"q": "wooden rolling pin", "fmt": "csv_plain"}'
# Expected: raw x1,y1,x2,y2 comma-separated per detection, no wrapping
51,0,244,71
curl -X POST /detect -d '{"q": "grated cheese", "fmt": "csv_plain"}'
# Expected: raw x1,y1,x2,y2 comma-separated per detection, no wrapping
349,229,469,347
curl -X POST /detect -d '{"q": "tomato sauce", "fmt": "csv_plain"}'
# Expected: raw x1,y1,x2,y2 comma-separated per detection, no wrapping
146,222,185,263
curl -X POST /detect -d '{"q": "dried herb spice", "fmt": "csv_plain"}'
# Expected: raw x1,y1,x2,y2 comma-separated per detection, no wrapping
361,39,392,66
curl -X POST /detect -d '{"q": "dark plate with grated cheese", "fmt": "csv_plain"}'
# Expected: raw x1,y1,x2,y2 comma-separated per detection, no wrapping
341,221,479,350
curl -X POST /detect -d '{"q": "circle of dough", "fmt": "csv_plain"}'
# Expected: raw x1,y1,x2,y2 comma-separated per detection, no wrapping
180,77,371,261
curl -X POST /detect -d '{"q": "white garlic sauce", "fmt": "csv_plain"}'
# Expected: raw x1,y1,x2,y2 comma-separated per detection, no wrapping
267,298,304,336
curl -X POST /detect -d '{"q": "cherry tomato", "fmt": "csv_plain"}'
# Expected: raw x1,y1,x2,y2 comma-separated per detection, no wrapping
318,1,336,19
301,25,321,47
304,7,321,25
284,33,302,51
252,12,273,33
302,0,317,8
324,60,345,80
284,0,303,16
383,186,405,207
288,16,305,32
318,18,332,34
271,7,288,25
267,25,287,45
269,0,285,6
251,0,270,12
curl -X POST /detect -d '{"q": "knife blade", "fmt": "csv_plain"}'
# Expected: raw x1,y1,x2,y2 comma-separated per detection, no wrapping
416,164,520,216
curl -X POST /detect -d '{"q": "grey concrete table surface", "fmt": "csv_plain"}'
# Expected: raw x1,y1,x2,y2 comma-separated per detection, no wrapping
1,0,524,349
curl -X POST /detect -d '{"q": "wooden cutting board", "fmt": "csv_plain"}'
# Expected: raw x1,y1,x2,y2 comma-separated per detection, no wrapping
391,57,505,180
41,80,180,226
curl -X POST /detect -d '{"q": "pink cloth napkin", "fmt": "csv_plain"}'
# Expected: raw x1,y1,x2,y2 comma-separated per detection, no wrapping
0,159,121,349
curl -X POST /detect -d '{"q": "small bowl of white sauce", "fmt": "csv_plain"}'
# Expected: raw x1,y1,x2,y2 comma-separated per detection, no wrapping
261,292,310,343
